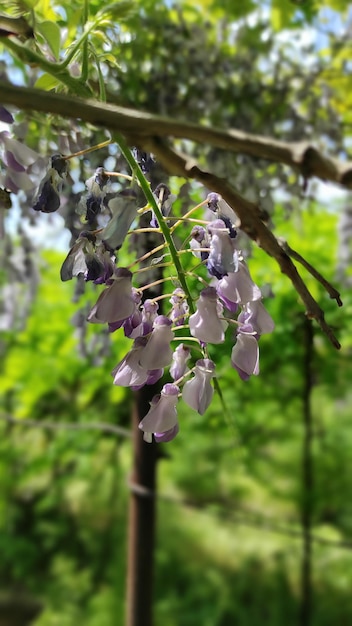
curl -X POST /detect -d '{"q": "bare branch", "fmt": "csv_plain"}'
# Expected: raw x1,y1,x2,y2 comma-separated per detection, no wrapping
1,80,352,189
279,239,343,307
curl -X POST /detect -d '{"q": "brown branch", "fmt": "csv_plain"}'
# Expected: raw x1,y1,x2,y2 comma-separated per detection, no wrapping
1,80,352,189
136,136,341,349
279,239,343,306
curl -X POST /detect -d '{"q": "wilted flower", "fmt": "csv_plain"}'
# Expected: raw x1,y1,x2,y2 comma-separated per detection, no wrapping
0,106,14,124
189,287,227,344
138,383,180,442
182,358,215,414
33,154,68,213
79,166,110,224
150,183,175,228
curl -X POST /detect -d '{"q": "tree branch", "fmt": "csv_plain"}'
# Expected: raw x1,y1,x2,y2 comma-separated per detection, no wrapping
1,80,352,189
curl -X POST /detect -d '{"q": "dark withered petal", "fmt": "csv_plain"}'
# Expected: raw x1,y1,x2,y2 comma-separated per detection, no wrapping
32,180,60,213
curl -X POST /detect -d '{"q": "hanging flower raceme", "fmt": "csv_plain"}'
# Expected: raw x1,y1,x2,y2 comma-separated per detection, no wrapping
53,140,276,443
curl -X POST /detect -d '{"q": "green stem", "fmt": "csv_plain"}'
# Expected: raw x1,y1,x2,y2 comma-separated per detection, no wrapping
2,38,92,98
115,134,195,315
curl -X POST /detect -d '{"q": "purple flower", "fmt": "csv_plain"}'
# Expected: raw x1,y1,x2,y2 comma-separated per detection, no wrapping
122,289,143,338
33,154,68,213
189,225,209,261
207,192,237,237
169,288,189,326
189,287,227,344
139,315,174,370
139,383,180,442
141,299,159,335
231,333,259,380
182,358,215,414
238,300,275,336
0,106,14,124
112,337,150,387
207,219,238,279
150,183,174,228
98,189,138,251
170,343,191,381
0,130,41,192
154,423,179,443
217,262,262,311
80,167,110,224
87,268,135,324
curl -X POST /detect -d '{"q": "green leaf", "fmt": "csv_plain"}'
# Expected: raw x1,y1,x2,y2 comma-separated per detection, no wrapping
36,20,61,60
33,72,61,90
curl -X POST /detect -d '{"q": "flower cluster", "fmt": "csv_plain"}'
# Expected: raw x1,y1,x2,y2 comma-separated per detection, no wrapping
28,149,275,444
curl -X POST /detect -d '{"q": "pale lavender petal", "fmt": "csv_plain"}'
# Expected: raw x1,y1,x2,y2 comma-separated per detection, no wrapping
189,287,227,344
87,268,135,323
139,383,179,437
139,315,174,369
182,358,215,415
231,334,259,378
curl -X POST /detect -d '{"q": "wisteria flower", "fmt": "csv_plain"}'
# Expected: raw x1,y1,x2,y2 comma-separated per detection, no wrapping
0,106,14,124
150,183,175,228
189,287,227,344
217,262,262,311
207,192,237,237
139,315,174,370
79,166,110,224
138,383,180,442
0,130,41,192
33,154,68,213
112,337,150,387
169,288,189,326
238,300,275,336
182,358,215,414
87,267,135,324
170,343,191,381
207,219,238,279
189,225,210,261
98,189,138,251
231,332,259,380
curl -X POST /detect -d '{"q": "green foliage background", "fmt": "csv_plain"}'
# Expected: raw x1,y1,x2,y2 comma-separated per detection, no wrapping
1,0,352,624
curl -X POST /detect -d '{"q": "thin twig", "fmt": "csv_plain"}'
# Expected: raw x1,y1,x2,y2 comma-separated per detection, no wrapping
279,239,343,306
